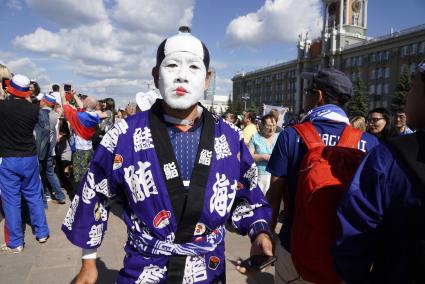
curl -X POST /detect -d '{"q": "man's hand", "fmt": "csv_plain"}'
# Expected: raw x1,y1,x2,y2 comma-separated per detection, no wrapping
262,154,271,161
236,233,274,276
59,85,69,106
74,259,98,284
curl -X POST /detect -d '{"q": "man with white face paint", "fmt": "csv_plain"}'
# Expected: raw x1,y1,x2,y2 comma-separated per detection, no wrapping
63,27,273,284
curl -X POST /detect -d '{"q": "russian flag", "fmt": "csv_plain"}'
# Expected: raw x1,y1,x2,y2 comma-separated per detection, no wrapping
63,105,100,141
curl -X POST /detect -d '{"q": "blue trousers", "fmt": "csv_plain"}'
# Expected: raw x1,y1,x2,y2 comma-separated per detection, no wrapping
40,154,65,201
0,156,49,248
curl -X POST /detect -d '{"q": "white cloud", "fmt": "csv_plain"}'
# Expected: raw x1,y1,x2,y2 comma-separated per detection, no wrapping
9,0,197,107
4,57,49,83
13,0,195,84
26,0,108,28
224,0,322,48
214,75,232,96
6,0,23,10
77,78,150,108
113,0,194,34
13,22,124,64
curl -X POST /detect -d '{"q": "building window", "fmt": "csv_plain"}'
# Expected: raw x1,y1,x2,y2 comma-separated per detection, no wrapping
411,43,418,55
358,56,362,66
377,68,382,79
369,84,375,94
384,51,390,61
376,84,382,95
370,53,376,62
345,58,351,68
384,83,389,94
276,73,283,80
370,69,376,80
401,46,409,57
410,63,417,74
420,42,425,54
385,67,390,78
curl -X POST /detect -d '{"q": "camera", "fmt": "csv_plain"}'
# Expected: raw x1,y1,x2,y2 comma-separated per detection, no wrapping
64,84,72,92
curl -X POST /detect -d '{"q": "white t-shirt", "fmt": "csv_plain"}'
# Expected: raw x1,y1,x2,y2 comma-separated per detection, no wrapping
74,134,92,150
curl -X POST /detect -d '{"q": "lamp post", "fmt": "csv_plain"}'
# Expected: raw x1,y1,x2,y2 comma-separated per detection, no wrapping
241,93,250,111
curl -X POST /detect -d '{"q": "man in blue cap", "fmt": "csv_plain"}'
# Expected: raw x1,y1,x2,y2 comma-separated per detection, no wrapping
266,68,379,284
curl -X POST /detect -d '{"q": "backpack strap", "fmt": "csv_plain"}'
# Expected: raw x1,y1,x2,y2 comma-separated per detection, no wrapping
337,125,363,149
293,122,324,150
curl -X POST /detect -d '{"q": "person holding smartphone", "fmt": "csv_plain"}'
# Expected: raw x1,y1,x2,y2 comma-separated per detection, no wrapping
59,86,100,189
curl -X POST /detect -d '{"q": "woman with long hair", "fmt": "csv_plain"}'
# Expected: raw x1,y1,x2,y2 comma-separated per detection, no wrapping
93,98,116,150
366,107,399,140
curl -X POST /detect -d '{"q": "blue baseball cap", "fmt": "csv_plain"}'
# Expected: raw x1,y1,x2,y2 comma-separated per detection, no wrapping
301,68,353,99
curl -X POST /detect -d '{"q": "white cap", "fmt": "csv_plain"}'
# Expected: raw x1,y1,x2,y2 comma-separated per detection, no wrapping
164,31,204,60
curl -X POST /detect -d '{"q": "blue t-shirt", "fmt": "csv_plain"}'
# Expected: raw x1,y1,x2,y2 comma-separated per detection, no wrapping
266,121,380,250
249,132,278,174
166,119,203,189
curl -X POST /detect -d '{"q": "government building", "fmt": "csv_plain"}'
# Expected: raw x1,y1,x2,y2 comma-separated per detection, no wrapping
232,0,425,116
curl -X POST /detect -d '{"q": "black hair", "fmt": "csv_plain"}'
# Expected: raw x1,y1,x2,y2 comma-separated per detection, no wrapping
104,97,116,124
261,114,277,125
52,84,60,92
30,81,40,97
368,107,399,140
244,111,256,123
323,93,350,107
393,108,406,114
156,29,210,71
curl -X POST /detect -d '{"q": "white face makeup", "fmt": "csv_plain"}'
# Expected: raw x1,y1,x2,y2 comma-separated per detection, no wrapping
158,51,207,110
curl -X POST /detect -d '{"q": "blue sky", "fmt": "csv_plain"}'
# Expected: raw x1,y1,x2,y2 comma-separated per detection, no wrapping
1,0,424,107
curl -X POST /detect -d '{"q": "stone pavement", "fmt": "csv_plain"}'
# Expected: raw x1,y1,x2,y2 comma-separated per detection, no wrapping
0,197,275,284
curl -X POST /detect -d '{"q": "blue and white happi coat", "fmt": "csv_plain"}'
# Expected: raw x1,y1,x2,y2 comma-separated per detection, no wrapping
62,101,272,284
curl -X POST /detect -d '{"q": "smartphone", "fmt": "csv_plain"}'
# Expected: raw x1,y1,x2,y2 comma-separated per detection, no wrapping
64,84,72,92
240,255,277,270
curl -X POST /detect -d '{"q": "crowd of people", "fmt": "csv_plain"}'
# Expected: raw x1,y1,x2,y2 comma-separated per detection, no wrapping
0,26,424,284
0,63,146,252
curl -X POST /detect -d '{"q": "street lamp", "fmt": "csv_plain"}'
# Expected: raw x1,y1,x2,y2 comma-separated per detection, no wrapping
241,93,250,111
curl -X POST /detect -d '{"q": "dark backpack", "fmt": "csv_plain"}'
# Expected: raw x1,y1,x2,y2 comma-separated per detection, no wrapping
291,122,365,284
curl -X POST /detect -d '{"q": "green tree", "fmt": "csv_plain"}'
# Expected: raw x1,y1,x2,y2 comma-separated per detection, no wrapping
225,96,234,114
391,67,411,112
247,101,260,116
232,98,243,114
347,76,369,117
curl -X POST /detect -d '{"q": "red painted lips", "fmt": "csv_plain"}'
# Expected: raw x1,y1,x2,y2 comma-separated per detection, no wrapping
176,86,187,96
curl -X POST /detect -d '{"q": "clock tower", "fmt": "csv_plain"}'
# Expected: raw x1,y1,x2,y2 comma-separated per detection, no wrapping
322,0,368,65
